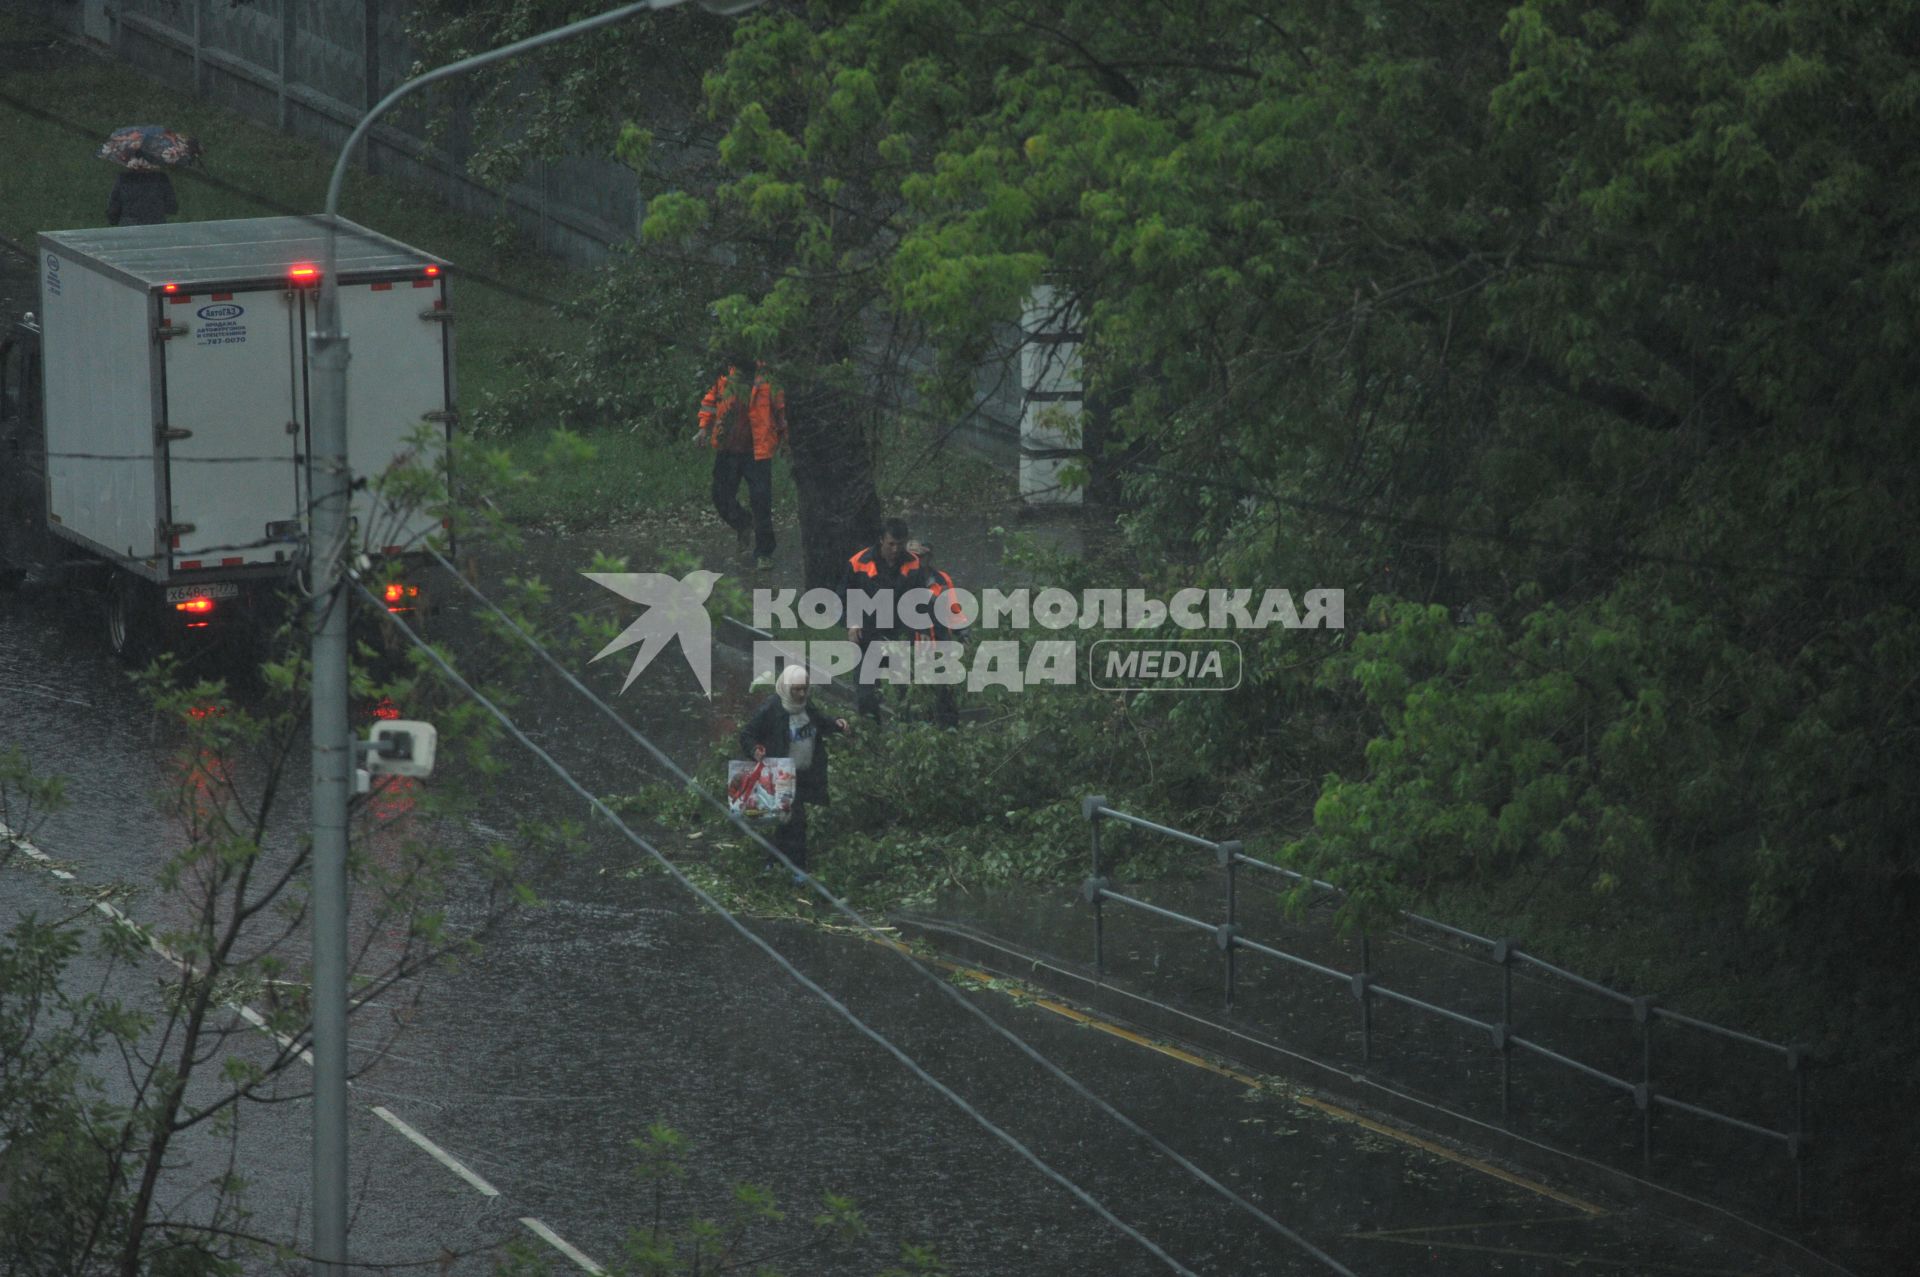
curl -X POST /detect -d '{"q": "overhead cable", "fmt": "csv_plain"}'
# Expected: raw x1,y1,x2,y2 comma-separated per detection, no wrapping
349,576,1212,1277
417,547,1361,1277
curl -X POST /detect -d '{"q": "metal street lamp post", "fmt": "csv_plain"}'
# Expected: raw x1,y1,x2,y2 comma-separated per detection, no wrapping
307,4,761,1272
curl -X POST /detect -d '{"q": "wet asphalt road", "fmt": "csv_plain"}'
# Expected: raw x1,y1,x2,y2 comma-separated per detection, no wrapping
1,539,1820,1277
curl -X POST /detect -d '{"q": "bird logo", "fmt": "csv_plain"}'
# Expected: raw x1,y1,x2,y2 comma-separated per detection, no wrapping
584,569,723,696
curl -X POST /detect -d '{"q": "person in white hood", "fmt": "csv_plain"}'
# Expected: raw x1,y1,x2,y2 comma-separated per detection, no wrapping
737,664,850,877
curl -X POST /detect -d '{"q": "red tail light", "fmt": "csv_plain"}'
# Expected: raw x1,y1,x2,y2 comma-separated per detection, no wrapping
175,597,216,614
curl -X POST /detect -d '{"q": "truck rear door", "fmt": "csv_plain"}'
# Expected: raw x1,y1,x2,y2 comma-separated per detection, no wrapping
162,289,299,568
311,277,451,558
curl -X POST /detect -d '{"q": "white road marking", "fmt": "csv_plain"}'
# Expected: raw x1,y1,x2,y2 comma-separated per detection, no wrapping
9,823,610,1272
235,1002,314,1066
519,1218,606,1275
371,1105,500,1198
5,824,75,878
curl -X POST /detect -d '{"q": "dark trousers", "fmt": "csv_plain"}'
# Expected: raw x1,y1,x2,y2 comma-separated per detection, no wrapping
856,637,958,726
880,678,957,727
911,636,960,728
711,451,774,557
854,636,906,723
771,801,809,871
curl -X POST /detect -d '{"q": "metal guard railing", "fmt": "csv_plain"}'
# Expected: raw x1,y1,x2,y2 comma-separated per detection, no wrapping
1078,796,1813,1216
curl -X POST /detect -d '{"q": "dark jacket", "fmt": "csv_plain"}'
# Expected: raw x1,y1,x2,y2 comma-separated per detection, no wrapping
840,546,926,639
106,171,178,227
738,695,844,806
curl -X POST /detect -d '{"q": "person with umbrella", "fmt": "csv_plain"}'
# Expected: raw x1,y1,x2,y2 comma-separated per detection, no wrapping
100,125,201,227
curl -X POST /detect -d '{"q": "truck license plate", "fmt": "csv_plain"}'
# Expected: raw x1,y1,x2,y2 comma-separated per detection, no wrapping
165,582,239,603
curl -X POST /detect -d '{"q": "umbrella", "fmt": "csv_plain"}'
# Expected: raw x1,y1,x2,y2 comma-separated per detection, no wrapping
98,124,203,172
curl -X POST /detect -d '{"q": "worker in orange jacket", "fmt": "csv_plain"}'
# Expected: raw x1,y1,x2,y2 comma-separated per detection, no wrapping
906,537,966,728
695,357,787,571
906,539,971,647
841,519,924,724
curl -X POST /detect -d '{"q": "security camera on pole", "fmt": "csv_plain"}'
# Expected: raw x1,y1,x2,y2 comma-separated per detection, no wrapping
307,3,762,1273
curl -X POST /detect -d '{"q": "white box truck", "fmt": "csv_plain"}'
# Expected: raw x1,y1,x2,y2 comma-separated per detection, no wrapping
0,215,453,660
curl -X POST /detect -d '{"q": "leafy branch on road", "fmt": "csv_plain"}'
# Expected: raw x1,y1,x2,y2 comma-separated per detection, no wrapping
486,1122,947,1277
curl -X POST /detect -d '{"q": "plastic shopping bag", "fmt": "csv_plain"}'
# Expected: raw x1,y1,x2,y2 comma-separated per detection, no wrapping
727,757,796,820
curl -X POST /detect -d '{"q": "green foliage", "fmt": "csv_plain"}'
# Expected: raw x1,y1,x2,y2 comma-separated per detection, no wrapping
0,908,145,1273
402,2,719,195
460,243,728,447
643,671,1235,915
0,744,65,831
667,0,1920,955
879,1243,949,1277
0,616,574,1269
487,1123,929,1276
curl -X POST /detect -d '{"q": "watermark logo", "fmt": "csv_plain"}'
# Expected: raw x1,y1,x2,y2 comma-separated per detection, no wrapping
585,570,721,696
749,586,1338,694
1089,639,1242,692
584,577,1340,696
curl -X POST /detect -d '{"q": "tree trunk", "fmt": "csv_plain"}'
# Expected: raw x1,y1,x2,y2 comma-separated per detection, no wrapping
1081,389,1117,505
787,377,881,593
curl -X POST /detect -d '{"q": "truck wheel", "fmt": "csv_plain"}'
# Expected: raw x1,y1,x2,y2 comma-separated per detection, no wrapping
105,575,159,665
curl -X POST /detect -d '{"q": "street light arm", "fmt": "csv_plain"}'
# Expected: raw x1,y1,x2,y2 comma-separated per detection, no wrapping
320,0,760,327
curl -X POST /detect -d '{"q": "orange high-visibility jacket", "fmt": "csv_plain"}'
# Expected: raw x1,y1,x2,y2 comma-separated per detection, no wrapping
909,568,969,644
698,366,787,460
842,546,923,638
926,568,970,639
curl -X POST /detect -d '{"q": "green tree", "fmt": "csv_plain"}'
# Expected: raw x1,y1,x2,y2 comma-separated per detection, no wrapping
416,0,1920,1097
679,0,1920,942
408,2,1007,586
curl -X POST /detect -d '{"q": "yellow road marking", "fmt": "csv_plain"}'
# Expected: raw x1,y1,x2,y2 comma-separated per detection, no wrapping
1349,1211,1603,1238
872,935,1608,1218
1289,1093,1607,1216
1347,1232,1760,1274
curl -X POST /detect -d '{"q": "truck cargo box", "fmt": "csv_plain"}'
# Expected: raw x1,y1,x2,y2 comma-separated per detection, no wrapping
35,215,454,583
